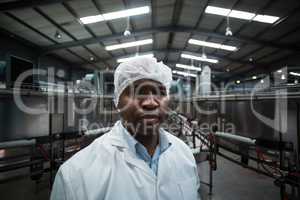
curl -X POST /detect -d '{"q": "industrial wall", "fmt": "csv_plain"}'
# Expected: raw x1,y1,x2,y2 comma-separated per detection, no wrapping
0,32,88,84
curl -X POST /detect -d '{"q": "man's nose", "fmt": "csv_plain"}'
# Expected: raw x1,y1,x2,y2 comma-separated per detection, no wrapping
141,93,159,110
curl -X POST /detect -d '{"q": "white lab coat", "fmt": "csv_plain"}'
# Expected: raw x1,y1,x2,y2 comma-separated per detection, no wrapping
51,121,200,200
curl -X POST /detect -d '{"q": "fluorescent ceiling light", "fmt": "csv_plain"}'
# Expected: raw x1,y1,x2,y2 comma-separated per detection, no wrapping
289,72,300,77
80,6,150,24
173,70,197,78
103,6,150,20
105,39,153,51
205,6,231,16
176,64,202,72
253,15,279,24
181,53,219,64
80,15,104,24
117,53,154,63
188,39,238,51
229,10,255,20
205,5,279,24
220,45,238,51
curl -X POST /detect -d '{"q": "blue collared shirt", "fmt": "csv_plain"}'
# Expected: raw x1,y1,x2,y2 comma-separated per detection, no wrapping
120,122,171,176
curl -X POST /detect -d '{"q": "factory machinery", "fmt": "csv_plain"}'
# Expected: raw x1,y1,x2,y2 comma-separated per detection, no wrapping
0,87,299,200
170,88,300,200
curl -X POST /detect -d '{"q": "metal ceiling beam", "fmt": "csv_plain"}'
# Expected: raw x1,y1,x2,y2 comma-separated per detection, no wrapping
61,2,114,68
93,0,127,57
164,49,266,68
85,48,267,71
42,26,300,54
0,0,73,11
4,12,100,69
151,0,156,51
0,27,40,50
231,50,300,79
223,4,300,73
211,0,275,69
4,12,57,44
202,0,242,57
176,0,212,65
164,0,184,63
232,5,300,60
122,0,140,56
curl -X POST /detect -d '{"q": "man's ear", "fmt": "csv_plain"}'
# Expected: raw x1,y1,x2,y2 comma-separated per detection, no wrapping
116,100,124,113
116,103,121,113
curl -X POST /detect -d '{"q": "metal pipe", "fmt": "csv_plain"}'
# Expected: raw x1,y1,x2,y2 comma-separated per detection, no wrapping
0,159,43,173
0,139,36,149
215,131,256,145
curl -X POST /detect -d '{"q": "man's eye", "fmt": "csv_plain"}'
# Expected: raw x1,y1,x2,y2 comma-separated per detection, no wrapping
160,90,167,96
135,89,147,95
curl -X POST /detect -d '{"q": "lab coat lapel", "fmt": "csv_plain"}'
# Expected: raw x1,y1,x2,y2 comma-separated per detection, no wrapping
123,150,156,179
107,122,156,180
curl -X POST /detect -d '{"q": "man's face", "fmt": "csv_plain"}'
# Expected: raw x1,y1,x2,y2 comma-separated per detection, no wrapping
118,79,169,136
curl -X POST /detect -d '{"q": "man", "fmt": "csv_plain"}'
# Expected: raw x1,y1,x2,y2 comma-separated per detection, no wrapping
51,57,200,200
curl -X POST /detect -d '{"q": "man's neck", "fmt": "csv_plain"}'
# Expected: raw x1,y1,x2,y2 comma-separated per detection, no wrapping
135,133,159,156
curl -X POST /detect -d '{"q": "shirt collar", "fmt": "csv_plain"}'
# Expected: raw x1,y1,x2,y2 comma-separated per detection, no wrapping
159,129,172,153
119,121,172,155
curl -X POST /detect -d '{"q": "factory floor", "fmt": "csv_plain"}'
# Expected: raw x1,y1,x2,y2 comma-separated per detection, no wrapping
0,152,280,200
199,152,280,200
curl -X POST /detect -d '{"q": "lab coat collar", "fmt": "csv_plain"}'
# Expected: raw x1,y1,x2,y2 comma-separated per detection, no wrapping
107,120,171,179
107,121,129,148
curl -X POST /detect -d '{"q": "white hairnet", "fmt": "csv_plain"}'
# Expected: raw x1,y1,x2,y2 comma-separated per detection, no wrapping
114,56,172,107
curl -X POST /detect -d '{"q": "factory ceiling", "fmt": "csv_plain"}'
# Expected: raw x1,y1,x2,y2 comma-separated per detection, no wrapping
0,0,300,80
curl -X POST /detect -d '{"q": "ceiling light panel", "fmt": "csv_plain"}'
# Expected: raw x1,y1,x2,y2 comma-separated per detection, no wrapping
289,72,300,77
188,39,238,51
181,53,219,64
117,53,154,63
189,39,221,49
205,6,231,16
80,6,150,24
228,10,255,20
80,15,104,24
253,15,280,24
103,6,150,20
105,39,153,51
205,5,279,23
173,70,197,78
176,64,202,72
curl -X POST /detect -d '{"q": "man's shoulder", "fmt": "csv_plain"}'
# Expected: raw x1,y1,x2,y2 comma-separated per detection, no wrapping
162,130,197,169
162,130,194,156
59,132,113,172
163,130,189,147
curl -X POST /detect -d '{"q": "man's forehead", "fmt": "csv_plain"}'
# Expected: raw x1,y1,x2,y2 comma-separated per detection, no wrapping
133,79,165,88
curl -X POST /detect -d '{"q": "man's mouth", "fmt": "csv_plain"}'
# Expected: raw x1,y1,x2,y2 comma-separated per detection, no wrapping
140,115,160,124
